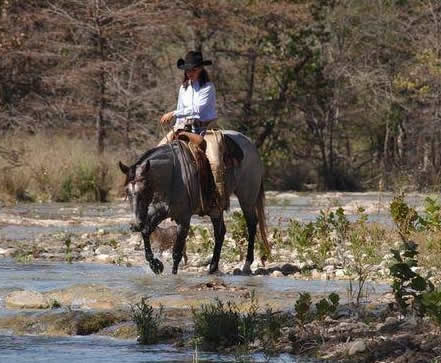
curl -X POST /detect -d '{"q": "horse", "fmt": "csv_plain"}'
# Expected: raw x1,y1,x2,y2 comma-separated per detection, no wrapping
118,130,269,275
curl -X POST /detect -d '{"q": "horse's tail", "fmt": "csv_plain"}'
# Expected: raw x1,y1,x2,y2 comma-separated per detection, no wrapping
256,181,271,256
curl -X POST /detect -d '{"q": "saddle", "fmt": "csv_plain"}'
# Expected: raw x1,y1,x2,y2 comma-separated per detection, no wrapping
173,130,243,215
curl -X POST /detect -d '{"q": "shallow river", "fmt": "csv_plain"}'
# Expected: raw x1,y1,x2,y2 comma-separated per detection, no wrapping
0,192,430,362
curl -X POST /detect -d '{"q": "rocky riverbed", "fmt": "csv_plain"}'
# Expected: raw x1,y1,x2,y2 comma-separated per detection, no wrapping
1,193,440,362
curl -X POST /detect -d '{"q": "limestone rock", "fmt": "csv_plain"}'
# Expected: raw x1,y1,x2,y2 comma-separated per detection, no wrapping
6,290,49,309
45,284,128,310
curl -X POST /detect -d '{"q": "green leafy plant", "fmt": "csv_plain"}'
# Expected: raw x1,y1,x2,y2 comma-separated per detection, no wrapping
295,292,340,324
315,293,340,320
389,240,434,316
421,290,441,326
187,226,213,256
345,208,385,305
14,250,33,264
259,308,285,358
295,292,313,325
131,298,164,345
419,197,441,232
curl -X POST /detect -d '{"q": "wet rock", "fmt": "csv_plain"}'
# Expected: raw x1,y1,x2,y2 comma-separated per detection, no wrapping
100,321,137,339
280,263,300,276
254,268,269,276
158,326,183,341
348,339,366,355
0,310,129,336
45,284,129,310
6,290,49,309
76,311,125,335
271,270,284,277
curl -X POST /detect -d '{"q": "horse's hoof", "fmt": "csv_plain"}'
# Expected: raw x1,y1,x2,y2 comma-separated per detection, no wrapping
150,258,164,274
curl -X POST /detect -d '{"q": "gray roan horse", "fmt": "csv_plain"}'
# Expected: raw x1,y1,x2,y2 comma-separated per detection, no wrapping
119,130,270,275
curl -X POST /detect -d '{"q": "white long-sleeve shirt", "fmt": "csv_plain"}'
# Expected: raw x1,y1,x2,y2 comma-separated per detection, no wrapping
172,80,217,131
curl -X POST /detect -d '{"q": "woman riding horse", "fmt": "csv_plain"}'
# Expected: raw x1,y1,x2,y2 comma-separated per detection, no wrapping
160,51,217,138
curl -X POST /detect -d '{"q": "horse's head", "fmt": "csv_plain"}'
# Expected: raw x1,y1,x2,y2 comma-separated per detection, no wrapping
119,160,153,232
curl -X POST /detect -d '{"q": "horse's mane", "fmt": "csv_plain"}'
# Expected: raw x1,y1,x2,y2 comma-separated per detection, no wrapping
132,143,174,168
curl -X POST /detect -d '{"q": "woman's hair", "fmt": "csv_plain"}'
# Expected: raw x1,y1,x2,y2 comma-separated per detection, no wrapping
183,68,210,89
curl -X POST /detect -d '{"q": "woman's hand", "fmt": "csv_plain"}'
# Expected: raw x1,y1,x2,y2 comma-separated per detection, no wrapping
160,112,175,125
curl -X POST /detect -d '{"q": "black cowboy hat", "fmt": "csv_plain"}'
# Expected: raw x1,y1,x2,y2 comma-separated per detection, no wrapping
177,51,212,70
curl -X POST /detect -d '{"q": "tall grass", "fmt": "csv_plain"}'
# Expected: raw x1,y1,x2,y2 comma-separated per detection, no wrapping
0,134,125,202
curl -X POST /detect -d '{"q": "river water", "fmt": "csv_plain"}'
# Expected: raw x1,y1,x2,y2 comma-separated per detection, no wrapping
0,192,430,362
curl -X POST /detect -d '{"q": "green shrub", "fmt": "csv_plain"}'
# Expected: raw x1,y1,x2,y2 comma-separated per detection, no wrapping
193,298,257,350
315,293,340,320
390,240,434,316
294,292,340,325
131,298,163,345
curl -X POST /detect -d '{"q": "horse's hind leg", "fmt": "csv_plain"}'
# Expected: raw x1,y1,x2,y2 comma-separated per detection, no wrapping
172,222,190,274
240,206,258,275
209,215,226,274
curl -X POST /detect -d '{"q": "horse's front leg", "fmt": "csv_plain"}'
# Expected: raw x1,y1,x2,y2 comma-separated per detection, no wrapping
141,207,168,274
140,228,164,274
209,215,226,274
172,222,190,274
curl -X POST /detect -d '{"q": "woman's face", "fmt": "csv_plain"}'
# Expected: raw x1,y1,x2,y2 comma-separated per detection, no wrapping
186,66,202,81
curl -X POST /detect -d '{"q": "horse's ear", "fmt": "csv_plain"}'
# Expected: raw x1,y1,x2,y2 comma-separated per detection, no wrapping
141,160,150,175
119,161,129,175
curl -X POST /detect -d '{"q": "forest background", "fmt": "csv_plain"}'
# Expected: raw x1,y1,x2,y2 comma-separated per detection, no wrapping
1,0,440,202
